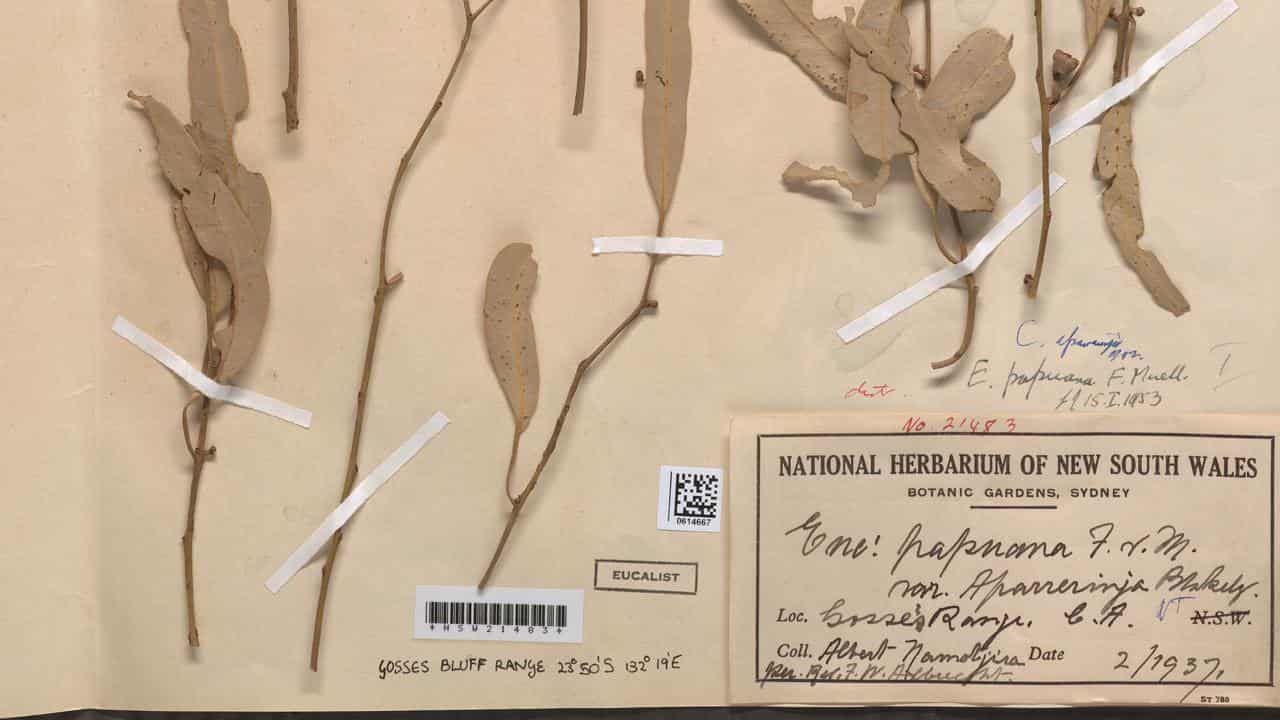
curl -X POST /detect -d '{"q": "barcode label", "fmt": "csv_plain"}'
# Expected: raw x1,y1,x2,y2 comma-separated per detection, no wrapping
413,585,583,643
657,465,722,533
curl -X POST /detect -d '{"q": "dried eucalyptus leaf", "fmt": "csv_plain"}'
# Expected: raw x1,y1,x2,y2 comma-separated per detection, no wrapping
181,0,248,180
1095,104,1190,316
846,0,911,86
483,243,541,433
845,31,912,163
181,171,270,380
232,165,272,253
735,0,849,98
783,160,890,209
921,28,1014,139
1085,0,1118,50
132,92,270,379
1052,49,1080,85
172,201,232,316
644,0,692,226
180,0,271,254
896,90,1000,212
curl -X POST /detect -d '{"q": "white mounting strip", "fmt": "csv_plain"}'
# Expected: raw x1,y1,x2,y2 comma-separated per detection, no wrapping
1031,0,1238,153
111,315,312,428
836,174,1067,344
592,236,723,256
265,412,450,594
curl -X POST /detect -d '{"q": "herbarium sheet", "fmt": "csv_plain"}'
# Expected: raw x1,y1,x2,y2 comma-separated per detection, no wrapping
1,0,1277,714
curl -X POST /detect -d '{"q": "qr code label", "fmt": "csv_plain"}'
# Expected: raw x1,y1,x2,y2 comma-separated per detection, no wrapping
657,465,722,533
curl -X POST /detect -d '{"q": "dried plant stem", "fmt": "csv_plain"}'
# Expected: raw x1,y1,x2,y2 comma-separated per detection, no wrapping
283,0,300,132
932,207,976,370
573,0,588,115
181,266,220,648
479,254,660,590
309,0,496,671
916,0,975,371
1024,0,1053,297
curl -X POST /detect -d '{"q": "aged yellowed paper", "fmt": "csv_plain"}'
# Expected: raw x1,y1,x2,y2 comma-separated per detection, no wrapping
2,0,1279,715
730,413,1279,707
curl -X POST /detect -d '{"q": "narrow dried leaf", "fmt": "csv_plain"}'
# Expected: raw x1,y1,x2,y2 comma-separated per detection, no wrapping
172,201,232,316
846,0,911,86
921,28,1014,139
483,243,540,433
181,170,270,380
1095,104,1190,316
735,0,849,98
782,160,891,209
845,34,912,163
181,0,248,180
232,165,272,253
896,90,1001,212
1085,0,1118,50
644,0,692,228
180,0,271,254
133,93,270,379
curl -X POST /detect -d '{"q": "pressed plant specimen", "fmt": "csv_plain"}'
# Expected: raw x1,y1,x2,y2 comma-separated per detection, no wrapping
129,0,272,647
737,0,1015,370
1047,1,1189,315
305,0,501,671
478,0,693,589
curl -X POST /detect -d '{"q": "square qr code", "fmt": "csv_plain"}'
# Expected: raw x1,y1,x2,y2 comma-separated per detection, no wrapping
674,473,720,518
658,465,722,533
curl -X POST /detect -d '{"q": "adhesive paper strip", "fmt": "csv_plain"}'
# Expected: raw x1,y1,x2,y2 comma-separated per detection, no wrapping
592,236,723,256
265,412,450,593
111,315,312,428
836,174,1067,344
1031,0,1238,153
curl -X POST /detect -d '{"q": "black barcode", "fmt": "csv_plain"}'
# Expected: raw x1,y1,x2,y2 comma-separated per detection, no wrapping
425,600,568,629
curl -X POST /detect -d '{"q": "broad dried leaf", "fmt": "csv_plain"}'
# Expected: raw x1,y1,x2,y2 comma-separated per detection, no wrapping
1085,0,1118,50
846,47,912,164
921,28,1014,139
783,161,890,209
1095,104,1189,316
483,243,540,432
132,93,270,380
895,29,1013,212
644,0,692,227
181,0,248,181
846,0,911,86
896,90,1001,212
735,0,849,98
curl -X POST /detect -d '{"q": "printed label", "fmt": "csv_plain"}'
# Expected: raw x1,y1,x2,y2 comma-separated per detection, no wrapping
594,559,698,595
414,585,583,644
657,465,722,533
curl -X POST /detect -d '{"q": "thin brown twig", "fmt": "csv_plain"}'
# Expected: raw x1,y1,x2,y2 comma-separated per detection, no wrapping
1024,0,1053,297
309,0,497,672
479,254,660,590
283,0,300,132
573,0,588,115
932,208,977,370
182,264,220,648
